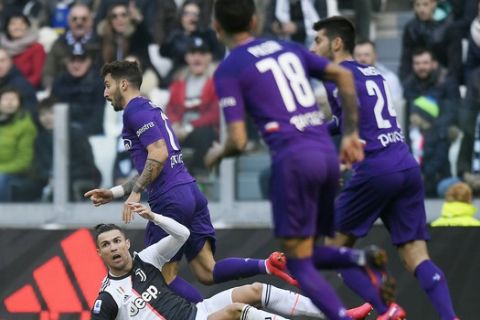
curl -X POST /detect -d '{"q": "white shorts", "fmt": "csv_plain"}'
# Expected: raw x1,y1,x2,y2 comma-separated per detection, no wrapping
195,288,234,320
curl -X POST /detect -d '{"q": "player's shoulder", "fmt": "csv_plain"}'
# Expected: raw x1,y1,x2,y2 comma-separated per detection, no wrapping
343,60,382,78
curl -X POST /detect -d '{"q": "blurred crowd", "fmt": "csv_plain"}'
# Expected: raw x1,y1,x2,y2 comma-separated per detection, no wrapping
1,0,480,203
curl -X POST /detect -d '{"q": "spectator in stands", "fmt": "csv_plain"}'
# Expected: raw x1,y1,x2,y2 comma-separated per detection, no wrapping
33,97,101,202
51,45,105,135
431,182,480,226
0,0,45,28
94,0,158,44
354,39,405,128
97,2,152,70
337,0,385,41
456,65,480,195
409,96,451,197
399,0,463,82
42,3,100,90
403,48,460,133
0,87,36,202
465,1,480,82
0,48,37,112
166,36,219,175
0,13,46,89
263,0,335,47
160,1,224,77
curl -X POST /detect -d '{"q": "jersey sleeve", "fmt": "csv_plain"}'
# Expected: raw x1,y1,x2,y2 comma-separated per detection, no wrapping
125,108,164,148
138,213,190,270
90,292,118,320
214,67,246,124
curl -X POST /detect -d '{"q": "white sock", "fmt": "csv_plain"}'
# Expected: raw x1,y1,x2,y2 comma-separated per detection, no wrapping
261,284,325,319
241,305,289,320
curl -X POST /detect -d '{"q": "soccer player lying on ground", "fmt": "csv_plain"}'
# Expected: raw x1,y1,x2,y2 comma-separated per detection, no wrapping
310,16,459,320
84,59,296,304
204,1,391,320
91,202,373,319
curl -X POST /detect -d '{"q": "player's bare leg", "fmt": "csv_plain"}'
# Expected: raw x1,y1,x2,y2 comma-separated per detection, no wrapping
189,240,298,286
281,237,352,320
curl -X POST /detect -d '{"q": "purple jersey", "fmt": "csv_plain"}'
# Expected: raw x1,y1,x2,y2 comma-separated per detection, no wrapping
325,60,418,177
122,96,194,200
214,38,334,158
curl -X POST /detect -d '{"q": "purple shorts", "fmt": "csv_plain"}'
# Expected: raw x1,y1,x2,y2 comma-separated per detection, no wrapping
335,166,430,245
270,149,339,238
145,182,216,261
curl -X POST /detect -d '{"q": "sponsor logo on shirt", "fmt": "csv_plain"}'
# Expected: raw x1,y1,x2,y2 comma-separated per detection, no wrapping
136,122,155,137
129,285,159,316
377,130,404,147
219,97,237,108
290,110,325,131
124,139,132,151
93,299,102,314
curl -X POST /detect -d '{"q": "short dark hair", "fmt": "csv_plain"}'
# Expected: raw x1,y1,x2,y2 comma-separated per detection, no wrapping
214,0,255,34
313,16,356,54
412,47,435,60
101,60,143,89
355,39,376,50
94,223,126,246
0,86,22,104
4,13,31,38
37,96,57,113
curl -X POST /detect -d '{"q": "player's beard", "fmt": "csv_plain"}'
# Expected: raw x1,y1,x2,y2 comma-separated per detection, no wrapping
111,88,126,111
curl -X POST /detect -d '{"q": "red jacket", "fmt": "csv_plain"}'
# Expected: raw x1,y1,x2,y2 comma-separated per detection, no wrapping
166,75,219,131
13,42,46,88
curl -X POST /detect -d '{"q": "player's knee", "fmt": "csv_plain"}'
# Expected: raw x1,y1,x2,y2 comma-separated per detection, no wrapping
280,237,314,258
225,302,245,318
248,282,264,305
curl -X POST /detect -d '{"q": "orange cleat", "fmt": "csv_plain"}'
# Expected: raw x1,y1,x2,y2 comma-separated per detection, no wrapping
346,303,373,320
377,303,407,320
265,252,299,287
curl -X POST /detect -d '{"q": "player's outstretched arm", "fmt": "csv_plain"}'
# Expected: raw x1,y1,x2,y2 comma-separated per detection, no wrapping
204,121,247,170
129,202,190,268
83,175,139,206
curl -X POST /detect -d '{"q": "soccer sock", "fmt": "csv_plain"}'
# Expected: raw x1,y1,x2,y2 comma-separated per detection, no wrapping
286,257,351,320
339,268,388,314
313,245,365,269
241,305,289,320
261,283,325,318
212,258,266,283
414,260,457,320
167,276,203,303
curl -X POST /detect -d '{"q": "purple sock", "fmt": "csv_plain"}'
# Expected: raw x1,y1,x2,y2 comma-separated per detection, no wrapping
313,245,364,269
287,257,351,320
414,260,456,320
212,257,266,283
168,276,203,303
339,267,388,314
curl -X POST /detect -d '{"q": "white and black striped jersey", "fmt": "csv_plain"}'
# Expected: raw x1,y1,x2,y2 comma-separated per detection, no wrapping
91,214,195,319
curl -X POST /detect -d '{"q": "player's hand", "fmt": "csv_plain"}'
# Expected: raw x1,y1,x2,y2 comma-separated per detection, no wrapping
340,131,364,165
204,141,223,170
84,188,114,206
127,202,154,221
123,192,141,223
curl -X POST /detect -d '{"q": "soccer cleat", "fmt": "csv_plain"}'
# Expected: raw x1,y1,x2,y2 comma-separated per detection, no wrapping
265,252,299,287
346,303,373,320
376,303,407,320
364,245,397,305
